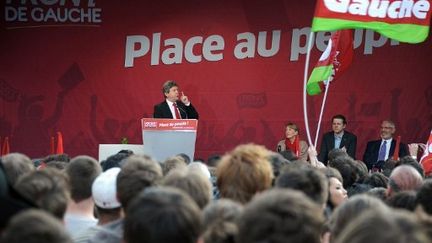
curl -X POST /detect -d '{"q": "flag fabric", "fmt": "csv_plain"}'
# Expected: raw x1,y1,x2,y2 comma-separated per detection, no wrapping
56,132,64,154
294,135,300,157
420,129,432,176
312,0,432,43
392,135,401,160
2,137,10,155
307,29,353,95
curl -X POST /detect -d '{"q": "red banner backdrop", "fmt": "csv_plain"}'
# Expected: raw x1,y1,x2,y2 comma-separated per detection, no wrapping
1,0,431,160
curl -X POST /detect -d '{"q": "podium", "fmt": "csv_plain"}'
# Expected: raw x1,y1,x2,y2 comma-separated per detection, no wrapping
141,118,198,162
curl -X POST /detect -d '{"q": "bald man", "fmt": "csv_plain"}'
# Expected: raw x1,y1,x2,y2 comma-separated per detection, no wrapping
387,165,423,197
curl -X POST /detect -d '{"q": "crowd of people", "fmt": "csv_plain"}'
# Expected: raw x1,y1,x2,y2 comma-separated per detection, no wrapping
0,114,431,243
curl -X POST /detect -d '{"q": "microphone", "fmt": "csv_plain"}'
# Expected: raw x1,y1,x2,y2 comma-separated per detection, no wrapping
177,106,188,119
277,145,282,152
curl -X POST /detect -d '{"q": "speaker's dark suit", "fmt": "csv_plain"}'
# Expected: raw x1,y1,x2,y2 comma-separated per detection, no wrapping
318,131,357,164
363,139,408,170
153,101,199,119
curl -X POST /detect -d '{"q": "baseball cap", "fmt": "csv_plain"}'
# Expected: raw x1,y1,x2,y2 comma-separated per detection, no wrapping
92,167,121,209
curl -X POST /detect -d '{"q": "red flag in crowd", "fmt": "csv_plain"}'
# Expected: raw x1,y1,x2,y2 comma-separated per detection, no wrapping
420,130,432,176
56,132,64,154
2,137,10,155
392,136,401,160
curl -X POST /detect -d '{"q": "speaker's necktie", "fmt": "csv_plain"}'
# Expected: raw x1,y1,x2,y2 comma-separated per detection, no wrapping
173,103,181,119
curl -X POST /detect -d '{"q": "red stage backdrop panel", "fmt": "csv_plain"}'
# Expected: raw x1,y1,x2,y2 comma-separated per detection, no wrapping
1,0,431,160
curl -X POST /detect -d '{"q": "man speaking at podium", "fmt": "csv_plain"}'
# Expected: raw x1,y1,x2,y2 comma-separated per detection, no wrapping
153,80,199,119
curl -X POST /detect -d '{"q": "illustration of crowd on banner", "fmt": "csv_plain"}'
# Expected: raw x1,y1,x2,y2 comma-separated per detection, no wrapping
1,1,432,242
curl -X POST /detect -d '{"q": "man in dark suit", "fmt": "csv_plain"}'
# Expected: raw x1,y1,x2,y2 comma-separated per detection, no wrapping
318,114,357,164
153,80,199,119
363,120,408,170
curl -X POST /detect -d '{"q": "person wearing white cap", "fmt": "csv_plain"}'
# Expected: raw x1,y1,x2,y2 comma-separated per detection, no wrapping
73,168,122,243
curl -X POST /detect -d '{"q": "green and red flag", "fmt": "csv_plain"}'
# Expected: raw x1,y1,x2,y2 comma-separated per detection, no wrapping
312,0,432,43
307,29,354,95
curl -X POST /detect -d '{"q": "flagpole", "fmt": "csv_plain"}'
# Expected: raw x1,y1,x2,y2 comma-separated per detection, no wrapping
314,80,330,146
303,31,315,147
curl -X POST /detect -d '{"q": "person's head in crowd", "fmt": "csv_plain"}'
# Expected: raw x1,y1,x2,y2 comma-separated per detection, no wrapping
328,148,348,161
162,155,187,176
188,161,211,179
326,169,348,210
123,186,203,243
163,169,212,209
334,209,430,243
1,153,35,186
382,158,398,177
363,172,389,188
419,220,432,243
203,199,244,228
276,165,328,209
45,161,68,171
177,153,191,164
43,153,71,163
0,209,73,243
281,159,310,170
353,160,369,183
399,155,425,178
386,190,417,211
321,166,343,183
347,183,373,197
65,155,102,203
216,143,273,204
388,165,423,197
366,187,388,201
279,149,298,161
207,154,221,167
237,189,324,243
116,149,133,155
267,151,291,180
101,151,132,171
15,168,70,219
328,194,389,241
416,179,432,215
0,161,35,230
117,154,162,210
328,155,359,190
202,199,244,243
92,167,122,222
322,167,346,211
